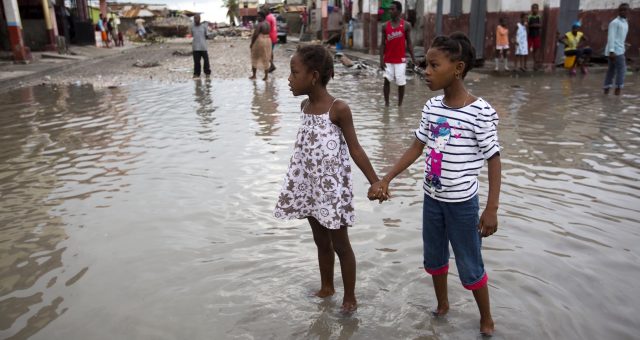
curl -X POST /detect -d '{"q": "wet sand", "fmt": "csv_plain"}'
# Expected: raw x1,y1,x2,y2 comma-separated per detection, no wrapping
26,37,296,88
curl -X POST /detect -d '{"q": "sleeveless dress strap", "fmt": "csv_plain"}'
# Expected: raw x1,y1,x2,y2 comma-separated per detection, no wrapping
327,98,339,113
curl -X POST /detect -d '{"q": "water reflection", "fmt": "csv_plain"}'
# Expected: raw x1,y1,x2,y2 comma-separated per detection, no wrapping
194,78,216,141
0,84,131,339
251,80,280,138
0,71,638,339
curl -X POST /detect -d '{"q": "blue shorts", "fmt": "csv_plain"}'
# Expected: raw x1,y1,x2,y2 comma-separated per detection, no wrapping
422,194,488,290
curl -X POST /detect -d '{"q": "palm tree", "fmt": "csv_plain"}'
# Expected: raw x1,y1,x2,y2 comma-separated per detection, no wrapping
222,0,239,26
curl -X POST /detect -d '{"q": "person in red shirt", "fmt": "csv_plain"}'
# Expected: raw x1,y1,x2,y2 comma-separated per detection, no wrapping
264,8,278,73
379,1,416,106
300,7,308,35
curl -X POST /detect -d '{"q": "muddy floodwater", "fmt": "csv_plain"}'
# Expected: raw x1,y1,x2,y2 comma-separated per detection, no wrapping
1,68,639,339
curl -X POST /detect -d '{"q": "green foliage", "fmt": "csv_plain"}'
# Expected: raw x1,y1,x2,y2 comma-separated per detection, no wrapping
222,0,239,26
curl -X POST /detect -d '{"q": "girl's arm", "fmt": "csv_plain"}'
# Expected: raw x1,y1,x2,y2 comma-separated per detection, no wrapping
479,154,501,237
332,100,379,184
370,138,425,200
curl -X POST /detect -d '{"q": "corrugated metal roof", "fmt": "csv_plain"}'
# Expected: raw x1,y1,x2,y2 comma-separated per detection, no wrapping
117,5,166,18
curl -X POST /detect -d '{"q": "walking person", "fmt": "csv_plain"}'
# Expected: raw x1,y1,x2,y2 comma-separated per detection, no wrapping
191,14,211,78
379,1,417,107
369,32,502,336
300,7,308,35
603,3,630,95
249,11,272,81
274,45,380,313
264,8,278,73
107,18,116,46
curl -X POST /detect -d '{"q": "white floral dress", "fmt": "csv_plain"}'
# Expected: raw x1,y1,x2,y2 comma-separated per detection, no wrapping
274,100,354,229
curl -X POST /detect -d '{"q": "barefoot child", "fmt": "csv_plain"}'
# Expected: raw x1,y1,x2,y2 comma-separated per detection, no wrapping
369,32,502,336
274,45,380,312
494,17,510,71
515,13,529,71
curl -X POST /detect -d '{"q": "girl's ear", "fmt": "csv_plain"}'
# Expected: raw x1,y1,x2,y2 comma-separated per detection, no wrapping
455,61,465,78
312,70,320,86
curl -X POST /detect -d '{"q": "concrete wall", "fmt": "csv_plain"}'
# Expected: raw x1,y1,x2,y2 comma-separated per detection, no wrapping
420,0,639,63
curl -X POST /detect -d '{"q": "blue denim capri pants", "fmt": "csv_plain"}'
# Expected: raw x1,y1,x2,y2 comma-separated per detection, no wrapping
422,194,488,290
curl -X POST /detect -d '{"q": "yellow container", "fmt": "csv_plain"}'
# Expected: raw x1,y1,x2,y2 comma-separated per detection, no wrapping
564,55,576,69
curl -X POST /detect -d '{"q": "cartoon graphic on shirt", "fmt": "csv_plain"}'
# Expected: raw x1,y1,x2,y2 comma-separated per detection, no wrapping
425,117,461,191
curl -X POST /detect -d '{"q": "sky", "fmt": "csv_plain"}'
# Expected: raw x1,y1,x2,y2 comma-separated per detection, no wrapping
123,0,267,24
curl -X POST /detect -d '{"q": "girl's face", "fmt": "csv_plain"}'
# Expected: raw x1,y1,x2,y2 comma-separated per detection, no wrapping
424,48,461,91
288,53,314,96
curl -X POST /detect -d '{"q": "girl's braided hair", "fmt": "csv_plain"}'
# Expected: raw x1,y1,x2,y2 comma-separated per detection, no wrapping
296,45,334,86
430,32,476,78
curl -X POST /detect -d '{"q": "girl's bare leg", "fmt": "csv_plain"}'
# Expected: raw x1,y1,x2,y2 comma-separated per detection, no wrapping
329,226,357,312
432,273,449,316
309,218,335,298
472,284,494,336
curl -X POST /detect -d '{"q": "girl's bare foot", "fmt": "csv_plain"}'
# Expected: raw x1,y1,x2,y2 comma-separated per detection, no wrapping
340,300,357,313
431,302,449,316
480,317,495,336
315,287,335,298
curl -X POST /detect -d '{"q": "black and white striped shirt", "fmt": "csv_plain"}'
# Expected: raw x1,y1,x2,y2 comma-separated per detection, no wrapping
414,95,500,202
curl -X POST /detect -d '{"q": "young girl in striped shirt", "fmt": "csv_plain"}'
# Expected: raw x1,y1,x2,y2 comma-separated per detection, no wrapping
369,32,502,336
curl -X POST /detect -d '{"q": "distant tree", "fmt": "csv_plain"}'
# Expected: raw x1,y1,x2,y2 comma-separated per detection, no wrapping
222,0,239,26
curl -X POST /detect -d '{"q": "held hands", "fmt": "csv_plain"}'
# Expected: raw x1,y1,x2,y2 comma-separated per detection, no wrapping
367,178,390,203
478,208,498,237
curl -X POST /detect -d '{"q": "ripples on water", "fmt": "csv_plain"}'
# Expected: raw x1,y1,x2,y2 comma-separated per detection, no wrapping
0,69,639,339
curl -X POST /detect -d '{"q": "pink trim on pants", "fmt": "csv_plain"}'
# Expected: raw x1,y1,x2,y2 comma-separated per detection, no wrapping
424,264,449,276
463,273,488,290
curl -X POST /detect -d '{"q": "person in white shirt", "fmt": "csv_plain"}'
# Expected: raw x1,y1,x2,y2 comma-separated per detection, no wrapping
603,3,629,95
191,14,211,78
370,32,501,337
514,13,529,71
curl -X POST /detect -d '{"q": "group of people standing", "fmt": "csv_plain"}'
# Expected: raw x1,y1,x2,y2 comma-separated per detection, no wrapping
494,3,630,94
97,14,123,48
494,3,543,72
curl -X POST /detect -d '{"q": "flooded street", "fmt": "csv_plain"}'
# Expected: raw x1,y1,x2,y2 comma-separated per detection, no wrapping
1,65,639,339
